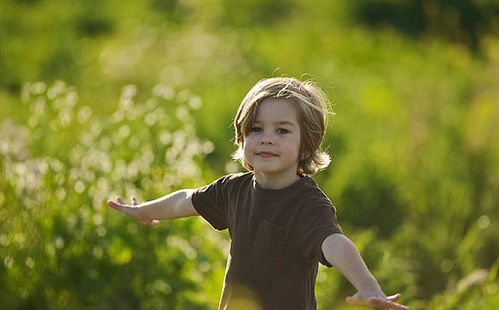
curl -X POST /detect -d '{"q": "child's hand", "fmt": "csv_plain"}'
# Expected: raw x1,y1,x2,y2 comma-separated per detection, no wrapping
108,196,160,226
346,291,409,310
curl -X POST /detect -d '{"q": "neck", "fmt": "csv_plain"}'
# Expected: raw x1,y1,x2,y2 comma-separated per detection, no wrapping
253,170,301,190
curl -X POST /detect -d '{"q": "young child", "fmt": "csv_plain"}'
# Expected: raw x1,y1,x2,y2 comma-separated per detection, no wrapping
108,77,409,310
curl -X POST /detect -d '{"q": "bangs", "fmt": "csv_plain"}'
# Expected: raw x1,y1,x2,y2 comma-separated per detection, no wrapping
233,77,332,175
238,100,260,137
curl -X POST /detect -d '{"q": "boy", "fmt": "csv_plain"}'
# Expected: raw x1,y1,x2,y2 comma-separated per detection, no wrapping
108,77,409,310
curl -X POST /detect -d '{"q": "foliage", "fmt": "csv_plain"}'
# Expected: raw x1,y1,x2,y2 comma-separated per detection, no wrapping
0,81,227,309
1,0,498,309
349,0,499,52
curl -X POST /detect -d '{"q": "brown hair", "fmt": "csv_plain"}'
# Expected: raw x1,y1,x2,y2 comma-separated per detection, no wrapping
233,77,332,175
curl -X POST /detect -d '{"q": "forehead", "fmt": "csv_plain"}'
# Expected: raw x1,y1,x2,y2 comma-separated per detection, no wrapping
253,98,299,123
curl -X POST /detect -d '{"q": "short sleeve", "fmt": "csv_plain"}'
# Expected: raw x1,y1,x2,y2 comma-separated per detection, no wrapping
191,175,232,230
298,202,343,267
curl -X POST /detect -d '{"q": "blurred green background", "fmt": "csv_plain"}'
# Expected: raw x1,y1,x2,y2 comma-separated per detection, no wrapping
1,0,498,309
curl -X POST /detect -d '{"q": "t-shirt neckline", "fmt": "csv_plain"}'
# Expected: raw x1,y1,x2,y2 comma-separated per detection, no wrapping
251,173,308,193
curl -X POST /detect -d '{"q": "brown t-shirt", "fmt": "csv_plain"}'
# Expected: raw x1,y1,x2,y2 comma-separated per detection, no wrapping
191,172,343,310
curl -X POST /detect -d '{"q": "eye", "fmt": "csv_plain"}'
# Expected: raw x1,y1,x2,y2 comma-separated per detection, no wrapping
249,126,261,133
277,128,290,134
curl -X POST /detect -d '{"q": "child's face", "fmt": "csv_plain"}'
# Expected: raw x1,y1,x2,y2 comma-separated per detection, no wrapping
243,98,301,180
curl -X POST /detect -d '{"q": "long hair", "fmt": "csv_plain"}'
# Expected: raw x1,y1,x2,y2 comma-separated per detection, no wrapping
233,77,332,175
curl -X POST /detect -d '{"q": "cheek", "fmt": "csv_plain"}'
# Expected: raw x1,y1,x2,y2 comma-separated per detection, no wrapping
241,139,252,156
243,136,256,148
294,135,302,153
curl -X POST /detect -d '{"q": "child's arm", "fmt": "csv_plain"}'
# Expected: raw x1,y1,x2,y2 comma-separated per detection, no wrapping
108,189,198,225
322,233,409,310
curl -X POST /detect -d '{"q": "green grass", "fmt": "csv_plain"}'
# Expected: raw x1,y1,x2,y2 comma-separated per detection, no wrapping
1,0,498,309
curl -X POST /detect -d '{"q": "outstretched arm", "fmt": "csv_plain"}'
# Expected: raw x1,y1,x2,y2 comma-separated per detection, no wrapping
322,233,409,310
108,189,199,225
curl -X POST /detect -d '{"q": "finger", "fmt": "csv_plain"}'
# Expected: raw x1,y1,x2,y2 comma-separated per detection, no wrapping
108,200,123,211
383,302,409,310
142,219,159,226
387,293,401,302
370,298,409,310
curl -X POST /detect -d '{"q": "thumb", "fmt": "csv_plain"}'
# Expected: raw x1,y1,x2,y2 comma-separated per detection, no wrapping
108,200,134,217
108,200,123,211
145,219,160,226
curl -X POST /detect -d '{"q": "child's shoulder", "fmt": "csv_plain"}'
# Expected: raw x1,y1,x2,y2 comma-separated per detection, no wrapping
210,171,253,188
219,171,252,183
227,171,252,179
299,175,325,195
299,176,335,208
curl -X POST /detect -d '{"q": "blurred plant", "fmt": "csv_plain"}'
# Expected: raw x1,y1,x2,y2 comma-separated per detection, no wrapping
349,0,499,52
1,1,499,308
0,81,226,309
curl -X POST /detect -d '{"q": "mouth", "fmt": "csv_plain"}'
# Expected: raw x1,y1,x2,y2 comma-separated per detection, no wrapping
256,151,279,158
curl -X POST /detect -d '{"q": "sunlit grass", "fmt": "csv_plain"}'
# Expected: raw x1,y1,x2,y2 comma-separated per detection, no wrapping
1,0,498,308
0,81,225,309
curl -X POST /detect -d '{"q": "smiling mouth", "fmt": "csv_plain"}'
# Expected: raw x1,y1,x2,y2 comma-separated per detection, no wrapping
257,152,279,158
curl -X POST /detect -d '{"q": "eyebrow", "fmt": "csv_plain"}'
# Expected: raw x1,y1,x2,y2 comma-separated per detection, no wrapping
253,120,297,127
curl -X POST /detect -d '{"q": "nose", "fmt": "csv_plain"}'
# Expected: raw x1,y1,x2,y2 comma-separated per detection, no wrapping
259,135,274,145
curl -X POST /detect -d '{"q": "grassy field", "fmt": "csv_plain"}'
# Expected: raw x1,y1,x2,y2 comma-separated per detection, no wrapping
1,1,498,309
